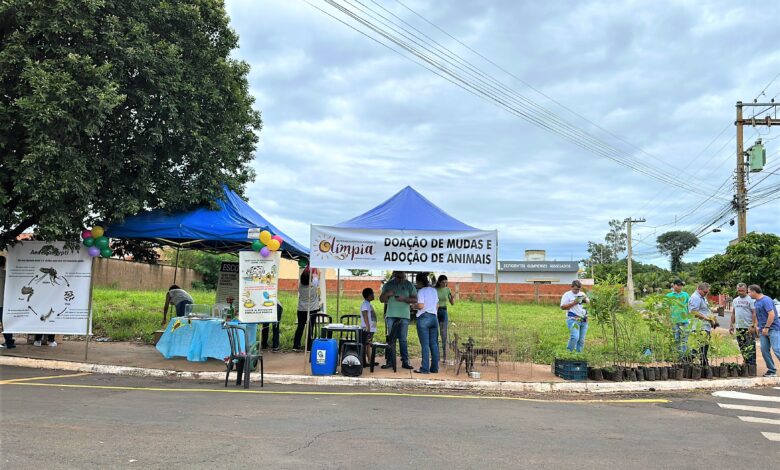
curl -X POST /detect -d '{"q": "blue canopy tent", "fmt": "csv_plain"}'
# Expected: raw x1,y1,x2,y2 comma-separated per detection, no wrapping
106,186,309,260
309,187,500,374
334,186,479,231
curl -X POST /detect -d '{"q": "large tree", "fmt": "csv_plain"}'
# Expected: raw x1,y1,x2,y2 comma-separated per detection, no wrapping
586,241,616,264
605,219,627,259
698,232,780,298
0,0,262,248
656,231,699,273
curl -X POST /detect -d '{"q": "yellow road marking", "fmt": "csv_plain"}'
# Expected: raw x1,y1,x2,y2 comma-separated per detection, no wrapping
0,372,92,385
1,380,669,403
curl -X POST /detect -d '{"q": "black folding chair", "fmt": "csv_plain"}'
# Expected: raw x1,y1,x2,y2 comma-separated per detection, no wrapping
338,314,361,353
370,319,401,373
309,313,332,345
223,323,263,388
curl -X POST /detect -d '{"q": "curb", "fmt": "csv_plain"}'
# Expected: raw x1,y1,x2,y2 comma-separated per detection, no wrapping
2,355,779,393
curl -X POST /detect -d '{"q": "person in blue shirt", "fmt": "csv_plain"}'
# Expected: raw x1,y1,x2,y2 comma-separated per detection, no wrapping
748,284,780,377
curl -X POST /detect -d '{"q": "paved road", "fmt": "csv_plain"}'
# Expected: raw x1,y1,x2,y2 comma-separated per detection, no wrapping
1,366,779,469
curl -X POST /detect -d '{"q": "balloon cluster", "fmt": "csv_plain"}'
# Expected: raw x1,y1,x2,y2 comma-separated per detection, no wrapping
251,230,283,258
81,226,112,258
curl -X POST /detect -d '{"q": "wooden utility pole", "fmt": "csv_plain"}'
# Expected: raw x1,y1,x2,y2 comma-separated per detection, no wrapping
735,101,780,240
625,217,645,305
736,102,745,239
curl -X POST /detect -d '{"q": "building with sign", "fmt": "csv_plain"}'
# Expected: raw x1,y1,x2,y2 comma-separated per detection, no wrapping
471,250,581,285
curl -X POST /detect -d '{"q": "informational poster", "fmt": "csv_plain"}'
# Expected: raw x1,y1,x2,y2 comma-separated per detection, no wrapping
2,241,93,334
215,261,239,305
310,226,497,274
238,251,280,323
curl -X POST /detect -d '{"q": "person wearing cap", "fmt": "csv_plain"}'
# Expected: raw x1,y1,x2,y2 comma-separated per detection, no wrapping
560,280,589,352
666,279,691,360
729,283,757,367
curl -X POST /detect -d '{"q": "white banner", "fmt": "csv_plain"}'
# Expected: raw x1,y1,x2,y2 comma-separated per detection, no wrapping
310,226,497,274
215,261,239,305
2,241,93,334
238,251,280,323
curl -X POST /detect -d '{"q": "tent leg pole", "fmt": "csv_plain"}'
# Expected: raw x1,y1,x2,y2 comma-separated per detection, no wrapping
173,247,180,285
336,269,341,318
480,274,484,336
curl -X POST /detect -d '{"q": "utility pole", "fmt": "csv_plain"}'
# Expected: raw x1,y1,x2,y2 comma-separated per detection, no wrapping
625,217,645,305
735,101,780,240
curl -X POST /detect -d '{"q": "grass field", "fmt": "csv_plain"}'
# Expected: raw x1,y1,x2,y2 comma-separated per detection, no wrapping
91,287,739,365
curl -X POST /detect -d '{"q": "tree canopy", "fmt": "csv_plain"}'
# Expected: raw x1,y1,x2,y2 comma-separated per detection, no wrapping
0,0,262,248
656,231,699,273
698,233,780,298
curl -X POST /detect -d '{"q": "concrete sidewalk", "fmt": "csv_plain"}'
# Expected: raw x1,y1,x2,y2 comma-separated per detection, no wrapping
3,337,780,393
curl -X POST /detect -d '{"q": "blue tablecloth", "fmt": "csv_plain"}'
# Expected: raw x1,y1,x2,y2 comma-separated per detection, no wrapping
156,318,257,362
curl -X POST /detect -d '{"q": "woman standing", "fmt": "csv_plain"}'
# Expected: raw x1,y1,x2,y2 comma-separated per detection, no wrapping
435,275,454,362
293,269,320,351
414,273,439,374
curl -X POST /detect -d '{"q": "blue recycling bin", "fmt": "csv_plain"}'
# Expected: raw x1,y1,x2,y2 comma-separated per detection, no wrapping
311,338,338,375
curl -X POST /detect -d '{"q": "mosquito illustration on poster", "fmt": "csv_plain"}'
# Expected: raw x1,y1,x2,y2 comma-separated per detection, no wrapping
29,267,71,287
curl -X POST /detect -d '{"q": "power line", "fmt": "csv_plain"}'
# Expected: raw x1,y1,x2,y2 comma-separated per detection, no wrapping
306,0,727,199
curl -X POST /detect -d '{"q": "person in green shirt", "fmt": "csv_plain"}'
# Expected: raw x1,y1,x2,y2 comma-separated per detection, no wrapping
666,279,691,360
435,275,454,363
379,271,417,370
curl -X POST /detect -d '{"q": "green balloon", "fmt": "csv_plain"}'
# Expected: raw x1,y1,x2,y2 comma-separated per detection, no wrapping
83,237,95,247
95,236,109,249
298,258,308,268
251,240,264,251
100,247,113,258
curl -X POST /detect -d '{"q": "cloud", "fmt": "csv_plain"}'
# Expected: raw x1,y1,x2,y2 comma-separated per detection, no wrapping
225,0,780,264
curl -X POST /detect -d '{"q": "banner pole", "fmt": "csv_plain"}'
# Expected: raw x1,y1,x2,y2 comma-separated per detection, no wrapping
336,269,341,318
495,233,500,382
84,256,96,361
302,272,311,374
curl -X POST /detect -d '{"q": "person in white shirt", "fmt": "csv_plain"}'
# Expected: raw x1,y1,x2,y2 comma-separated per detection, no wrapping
360,288,378,366
730,283,757,366
414,273,440,374
560,280,590,352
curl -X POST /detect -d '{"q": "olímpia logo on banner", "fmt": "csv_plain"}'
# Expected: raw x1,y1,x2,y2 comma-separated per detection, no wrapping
313,234,376,261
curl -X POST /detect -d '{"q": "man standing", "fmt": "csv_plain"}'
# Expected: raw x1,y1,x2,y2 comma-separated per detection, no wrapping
379,271,417,370
748,285,780,377
560,280,589,353
688,282,717,367
729,283,757,367
666,279,690,359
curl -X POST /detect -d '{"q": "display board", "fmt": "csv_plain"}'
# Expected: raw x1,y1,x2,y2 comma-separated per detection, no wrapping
215,261,239,305
2,241,93,334
310,226,497,274
238,251,280,323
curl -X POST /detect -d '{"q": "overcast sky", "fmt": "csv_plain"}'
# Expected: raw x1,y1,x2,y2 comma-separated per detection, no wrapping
225,0,779,267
